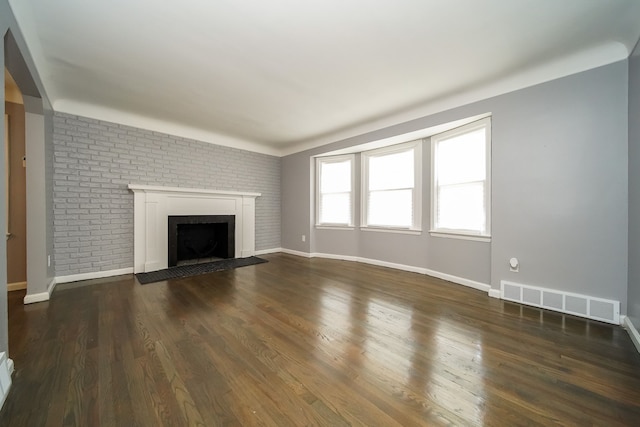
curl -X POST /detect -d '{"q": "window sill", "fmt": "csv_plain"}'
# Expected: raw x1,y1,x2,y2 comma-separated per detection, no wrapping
429,231,491,242
315,225,355,231
360,226,422,236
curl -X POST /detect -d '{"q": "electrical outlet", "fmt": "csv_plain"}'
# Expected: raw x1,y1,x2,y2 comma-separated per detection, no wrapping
302,235,306,242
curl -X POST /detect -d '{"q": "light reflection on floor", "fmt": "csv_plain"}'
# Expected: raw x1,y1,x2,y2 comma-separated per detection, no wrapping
317,284,487,422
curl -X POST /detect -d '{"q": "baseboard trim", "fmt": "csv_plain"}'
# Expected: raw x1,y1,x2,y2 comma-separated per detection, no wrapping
282,248,491,295
312,252,359,263
23,277,56,304
488,289,501,299
7,281,27,292
24,292,50,304
47,276,56,295
422,267,491,293
280,248,313,258
255,247,283,256
55,267,134,284
623,316,640,354
23,268,134,304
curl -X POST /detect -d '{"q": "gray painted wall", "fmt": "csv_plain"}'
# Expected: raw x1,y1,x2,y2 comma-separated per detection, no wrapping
628,41,640,328
25,110,49,293
52,112,281,277
490,62,628,306
282,61,629,311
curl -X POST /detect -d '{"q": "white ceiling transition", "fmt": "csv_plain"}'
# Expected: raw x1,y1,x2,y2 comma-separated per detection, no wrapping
8,0,640,155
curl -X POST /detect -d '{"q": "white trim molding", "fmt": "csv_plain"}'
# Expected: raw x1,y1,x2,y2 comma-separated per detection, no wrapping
312,252,358,263
23,278,56,304
422,267,490,293
281,248,491,294
56,267,134,284
488,289,501,299
280,248,313,258
623,316,640,354
254,248,283,256
24,292,50,304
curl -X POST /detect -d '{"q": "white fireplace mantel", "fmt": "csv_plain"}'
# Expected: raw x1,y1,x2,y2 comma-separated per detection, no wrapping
128,184,261,273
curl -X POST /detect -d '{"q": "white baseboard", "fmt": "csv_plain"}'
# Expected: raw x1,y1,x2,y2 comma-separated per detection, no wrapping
55,267,134,284
422,267,491,293
281,248,313,258
623,315,640,354
312,252,359,263
255,247,283,256
488,289,501,299
7,281,27,292
23,277,56,304
281,248,491,295
23,268,133,304
23,291,49,304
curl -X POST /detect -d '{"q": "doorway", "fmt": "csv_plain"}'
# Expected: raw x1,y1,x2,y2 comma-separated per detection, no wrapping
4,69,27,291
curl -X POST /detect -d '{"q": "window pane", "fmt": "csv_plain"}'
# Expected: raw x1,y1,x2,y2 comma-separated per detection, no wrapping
320,193,351,224
368,189,412,227
436,129,485,185
437,183,485,232
321,160,351,193
369,149,414,190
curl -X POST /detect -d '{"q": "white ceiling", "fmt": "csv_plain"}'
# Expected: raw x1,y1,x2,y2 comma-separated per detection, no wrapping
8,0,640,156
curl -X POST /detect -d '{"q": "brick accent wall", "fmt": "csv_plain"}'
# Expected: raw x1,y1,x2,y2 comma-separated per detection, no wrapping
52,112,281,277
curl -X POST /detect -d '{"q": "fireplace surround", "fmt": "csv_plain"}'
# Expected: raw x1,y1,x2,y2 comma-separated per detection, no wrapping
129,185,260,273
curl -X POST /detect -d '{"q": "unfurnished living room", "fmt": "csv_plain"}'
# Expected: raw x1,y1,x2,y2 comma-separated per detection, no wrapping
1,0,640,425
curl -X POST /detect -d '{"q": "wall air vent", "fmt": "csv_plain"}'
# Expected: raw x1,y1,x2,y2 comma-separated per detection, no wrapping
500,281,620,324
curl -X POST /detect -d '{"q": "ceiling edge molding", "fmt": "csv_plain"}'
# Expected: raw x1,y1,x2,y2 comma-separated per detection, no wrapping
53,99,281,157
280,41,629,157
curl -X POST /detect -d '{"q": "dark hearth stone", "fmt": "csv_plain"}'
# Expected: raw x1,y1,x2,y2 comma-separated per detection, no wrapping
135,256,267,285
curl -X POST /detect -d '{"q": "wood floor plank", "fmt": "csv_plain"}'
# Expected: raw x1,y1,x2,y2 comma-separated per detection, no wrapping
1,253,640,426
154,340,206,426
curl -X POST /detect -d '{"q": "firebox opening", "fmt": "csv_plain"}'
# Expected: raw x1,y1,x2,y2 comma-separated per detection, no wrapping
168,215,235,267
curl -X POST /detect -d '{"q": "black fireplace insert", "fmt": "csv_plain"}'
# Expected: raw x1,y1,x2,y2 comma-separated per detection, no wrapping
168,215,235,267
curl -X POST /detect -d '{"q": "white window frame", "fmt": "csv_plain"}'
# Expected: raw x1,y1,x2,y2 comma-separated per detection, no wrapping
430,117,491,241
315,154,355,228
361,140,422,233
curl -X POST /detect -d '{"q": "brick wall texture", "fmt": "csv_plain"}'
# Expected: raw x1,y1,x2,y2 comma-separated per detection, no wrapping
52,112,281,276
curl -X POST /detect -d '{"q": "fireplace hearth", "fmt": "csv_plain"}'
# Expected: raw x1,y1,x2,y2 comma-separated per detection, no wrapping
168,215,235,267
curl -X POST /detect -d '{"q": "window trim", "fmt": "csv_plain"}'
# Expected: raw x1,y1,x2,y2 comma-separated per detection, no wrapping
315,154,355,228
430,117,491,240
361,140,422,232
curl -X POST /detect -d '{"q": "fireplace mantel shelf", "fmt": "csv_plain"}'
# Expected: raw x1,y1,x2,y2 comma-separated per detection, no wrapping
128,184,261,198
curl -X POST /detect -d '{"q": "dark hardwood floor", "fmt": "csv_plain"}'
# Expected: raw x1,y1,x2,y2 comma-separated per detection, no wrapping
1,253,639,426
